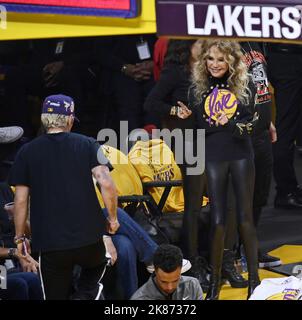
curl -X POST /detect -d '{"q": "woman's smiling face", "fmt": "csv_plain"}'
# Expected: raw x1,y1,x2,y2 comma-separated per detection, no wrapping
206,45,229,78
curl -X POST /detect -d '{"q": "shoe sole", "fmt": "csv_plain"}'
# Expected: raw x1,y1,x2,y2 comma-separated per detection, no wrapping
259,260,282,268
1,128,24,144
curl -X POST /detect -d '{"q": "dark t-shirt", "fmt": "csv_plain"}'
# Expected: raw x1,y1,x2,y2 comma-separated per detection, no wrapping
9,132,111,252
240,42,272,136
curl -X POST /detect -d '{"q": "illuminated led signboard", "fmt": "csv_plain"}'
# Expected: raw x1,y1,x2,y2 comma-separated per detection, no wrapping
3,0,140,18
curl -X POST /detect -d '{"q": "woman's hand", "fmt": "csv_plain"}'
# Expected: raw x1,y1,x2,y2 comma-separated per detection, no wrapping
215,111,229,126
176,101,192,119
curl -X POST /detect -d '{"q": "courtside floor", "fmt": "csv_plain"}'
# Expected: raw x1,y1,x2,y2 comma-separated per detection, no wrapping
220,245,302,300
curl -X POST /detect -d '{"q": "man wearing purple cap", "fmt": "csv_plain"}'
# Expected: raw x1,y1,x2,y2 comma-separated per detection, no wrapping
9,94,120,300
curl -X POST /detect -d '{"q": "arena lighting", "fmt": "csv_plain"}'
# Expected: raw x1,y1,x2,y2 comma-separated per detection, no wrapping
3,0,141,18
156,0,302,42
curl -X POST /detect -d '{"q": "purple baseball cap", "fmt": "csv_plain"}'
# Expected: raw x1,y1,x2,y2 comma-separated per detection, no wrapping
42,94,79,122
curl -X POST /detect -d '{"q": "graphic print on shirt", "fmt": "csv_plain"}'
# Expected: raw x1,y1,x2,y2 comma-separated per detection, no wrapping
266,289,301,300
203,87,238,125
242,50,271,105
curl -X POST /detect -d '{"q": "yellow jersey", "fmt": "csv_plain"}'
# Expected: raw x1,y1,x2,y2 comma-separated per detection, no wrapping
95,145,143,208
128,139,208,213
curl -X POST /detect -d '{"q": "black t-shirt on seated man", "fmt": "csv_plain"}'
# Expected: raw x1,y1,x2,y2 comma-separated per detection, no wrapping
9,132,112,252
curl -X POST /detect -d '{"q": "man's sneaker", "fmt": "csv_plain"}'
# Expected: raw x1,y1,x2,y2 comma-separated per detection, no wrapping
258,252,282,268
0,126,24,144
146,258,191,274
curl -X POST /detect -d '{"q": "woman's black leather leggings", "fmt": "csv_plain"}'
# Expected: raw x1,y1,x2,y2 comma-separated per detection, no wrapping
206,158,259,278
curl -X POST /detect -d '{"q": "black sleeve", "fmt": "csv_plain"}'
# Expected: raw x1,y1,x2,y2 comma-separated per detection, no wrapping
89,139,113,171
226,101,259,139
144,66,181,116
8,146,30,187
188,87,205,130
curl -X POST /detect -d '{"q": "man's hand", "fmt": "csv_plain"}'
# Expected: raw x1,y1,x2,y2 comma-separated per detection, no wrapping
18,253,39,273
134,61,153,81
106,218,120,235
122,64,141,80
103,236,117,265
269,122,277,143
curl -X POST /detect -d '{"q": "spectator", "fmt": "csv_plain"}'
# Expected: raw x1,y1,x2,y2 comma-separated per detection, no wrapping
0,164,42,301
97,34,159,132
180,40,260,299
9,94,119,300
153,37,169,81
267,43,302,209
240,42,281,267
131,244,203,300
144,39,205,270
92,145,191,299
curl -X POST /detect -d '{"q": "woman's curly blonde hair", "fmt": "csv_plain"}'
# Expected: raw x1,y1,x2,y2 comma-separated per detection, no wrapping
192,40,250,105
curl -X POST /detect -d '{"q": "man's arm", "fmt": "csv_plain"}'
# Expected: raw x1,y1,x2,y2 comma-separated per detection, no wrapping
92,165,119,234
14,185,30,256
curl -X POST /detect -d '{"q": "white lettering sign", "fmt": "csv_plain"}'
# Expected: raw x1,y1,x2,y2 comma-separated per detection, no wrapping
186,4,302,40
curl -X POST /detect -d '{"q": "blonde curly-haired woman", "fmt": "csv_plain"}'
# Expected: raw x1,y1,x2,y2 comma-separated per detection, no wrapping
179,40,260,300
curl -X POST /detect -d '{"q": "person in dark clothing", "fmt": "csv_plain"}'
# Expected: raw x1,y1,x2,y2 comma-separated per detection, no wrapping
240,42,281,267
9,94,120,300
97,34,159,132
180,40,260,300
267,43,302,209
146,39,249,290
144,39,206,277
0,182,43,300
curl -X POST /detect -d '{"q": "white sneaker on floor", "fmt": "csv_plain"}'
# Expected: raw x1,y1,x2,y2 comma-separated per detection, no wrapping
147,259,192,274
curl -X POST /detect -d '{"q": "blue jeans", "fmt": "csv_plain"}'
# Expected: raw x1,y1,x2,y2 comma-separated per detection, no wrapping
102,208,158,298
0,272,43,300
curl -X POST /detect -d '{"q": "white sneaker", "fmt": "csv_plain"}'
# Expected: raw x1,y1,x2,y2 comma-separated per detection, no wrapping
0,126,24,144
147,259,192,274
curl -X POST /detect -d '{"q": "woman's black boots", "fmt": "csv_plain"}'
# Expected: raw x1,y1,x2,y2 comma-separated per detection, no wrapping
247,274,261,299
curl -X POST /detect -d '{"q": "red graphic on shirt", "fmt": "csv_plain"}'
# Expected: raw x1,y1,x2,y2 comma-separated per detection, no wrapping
242,50,266,68
3,0,130,10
